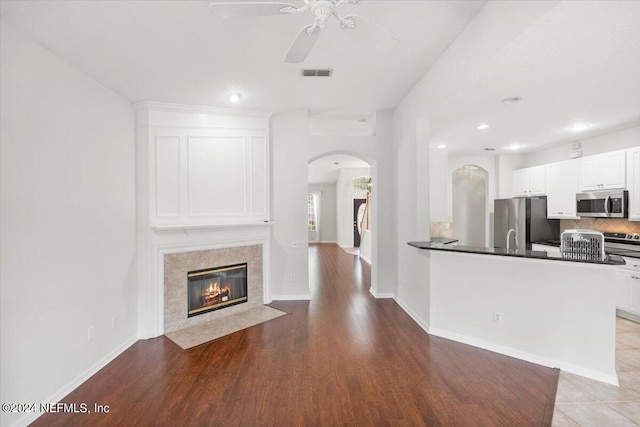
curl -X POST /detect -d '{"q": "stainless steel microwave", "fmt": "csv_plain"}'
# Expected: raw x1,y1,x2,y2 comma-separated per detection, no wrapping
576,190,628,218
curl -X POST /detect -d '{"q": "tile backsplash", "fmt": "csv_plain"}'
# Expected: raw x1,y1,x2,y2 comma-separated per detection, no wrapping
560,218,640,234
431,217,454,238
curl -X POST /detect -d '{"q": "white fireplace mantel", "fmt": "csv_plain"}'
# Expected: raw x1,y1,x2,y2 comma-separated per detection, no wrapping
140,223,271,338
151,221,276,232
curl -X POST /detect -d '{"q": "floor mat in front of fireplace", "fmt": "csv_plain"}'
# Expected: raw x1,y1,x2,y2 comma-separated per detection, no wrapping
165,305,289,349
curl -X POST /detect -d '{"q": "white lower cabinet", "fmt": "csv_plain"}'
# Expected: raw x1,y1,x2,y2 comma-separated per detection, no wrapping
616,257,640,315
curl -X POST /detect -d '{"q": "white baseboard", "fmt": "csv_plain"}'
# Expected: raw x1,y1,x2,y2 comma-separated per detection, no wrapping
368,288,394,299
271,294,311,301
427,327,619,386
13,335,138,427
393,296,430,333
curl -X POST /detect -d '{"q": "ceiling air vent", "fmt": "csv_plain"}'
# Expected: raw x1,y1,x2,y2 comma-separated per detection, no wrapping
301,69,333,77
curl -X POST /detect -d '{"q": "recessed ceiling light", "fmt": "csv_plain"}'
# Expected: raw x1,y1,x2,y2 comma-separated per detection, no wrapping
437,144,447,149
568,123,591,132
477,123,490,130
229,93,241,103
508,143,521,150
501,96,522,103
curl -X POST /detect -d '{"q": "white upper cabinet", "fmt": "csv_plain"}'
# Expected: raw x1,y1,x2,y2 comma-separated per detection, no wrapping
578,150,626,191
545,160,579,219
512,165,546,197
628,147,640,221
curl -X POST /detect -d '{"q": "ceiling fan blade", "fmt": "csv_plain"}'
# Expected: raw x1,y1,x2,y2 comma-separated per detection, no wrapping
341,14,400,53
210,2,297,18
285,24,321,63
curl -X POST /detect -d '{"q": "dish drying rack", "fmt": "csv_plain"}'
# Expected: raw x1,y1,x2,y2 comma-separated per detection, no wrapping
560,229,605,261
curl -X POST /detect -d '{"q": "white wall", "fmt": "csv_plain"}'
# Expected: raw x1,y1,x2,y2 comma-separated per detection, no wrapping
308,184,337,243
270,111,311,299
0,21,137,427
523,125,640,167
496,153,525,199
429,251,617,384
429,147,448,222
393,1,558,330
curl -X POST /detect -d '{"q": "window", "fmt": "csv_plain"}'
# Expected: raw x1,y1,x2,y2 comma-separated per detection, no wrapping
307,193,317,231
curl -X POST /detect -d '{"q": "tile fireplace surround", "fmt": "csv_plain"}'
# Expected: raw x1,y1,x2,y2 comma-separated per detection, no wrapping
140,223,272,338
164,244,263,334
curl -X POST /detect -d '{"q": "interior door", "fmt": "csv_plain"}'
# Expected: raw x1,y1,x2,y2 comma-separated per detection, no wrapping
353,198,366,247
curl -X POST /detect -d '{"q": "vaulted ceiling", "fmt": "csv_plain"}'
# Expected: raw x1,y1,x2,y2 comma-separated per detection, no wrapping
1,0,639,155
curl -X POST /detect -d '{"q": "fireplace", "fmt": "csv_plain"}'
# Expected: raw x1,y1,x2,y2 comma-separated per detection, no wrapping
187,263,248,317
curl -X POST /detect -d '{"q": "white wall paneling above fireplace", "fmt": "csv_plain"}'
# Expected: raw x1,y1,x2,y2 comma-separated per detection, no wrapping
151,130,269,226
139,101,271,228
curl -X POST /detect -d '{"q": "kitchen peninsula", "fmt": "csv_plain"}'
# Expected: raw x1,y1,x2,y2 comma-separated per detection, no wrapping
409,241,624,385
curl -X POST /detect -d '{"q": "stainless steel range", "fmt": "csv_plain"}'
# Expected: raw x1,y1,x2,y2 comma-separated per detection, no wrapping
604,232,640,258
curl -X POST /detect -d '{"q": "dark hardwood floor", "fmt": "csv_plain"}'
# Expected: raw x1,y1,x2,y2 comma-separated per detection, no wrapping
34,243,558,426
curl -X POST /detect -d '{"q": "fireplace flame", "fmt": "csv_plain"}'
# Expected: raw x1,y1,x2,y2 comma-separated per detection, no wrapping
202,281,232,306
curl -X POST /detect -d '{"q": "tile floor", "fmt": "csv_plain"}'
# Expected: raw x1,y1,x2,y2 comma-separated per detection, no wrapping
553,317,640,426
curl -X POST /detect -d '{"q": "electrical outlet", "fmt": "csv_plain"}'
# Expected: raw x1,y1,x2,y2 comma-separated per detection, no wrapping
88,326,94,341
493,312,503,323
290,274,296,282
445,223,450,230
111,315,117,328
290,241,300,248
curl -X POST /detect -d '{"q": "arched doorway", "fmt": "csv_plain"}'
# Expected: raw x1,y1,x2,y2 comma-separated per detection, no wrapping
307,154,372,252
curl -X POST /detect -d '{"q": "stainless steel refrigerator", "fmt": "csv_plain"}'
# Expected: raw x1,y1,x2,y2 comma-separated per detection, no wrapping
494,196,559,252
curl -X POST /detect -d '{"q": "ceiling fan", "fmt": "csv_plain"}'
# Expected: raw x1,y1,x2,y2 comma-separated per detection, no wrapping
209,0,399,63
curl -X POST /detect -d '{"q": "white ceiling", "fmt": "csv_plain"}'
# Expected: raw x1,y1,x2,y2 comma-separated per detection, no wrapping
0,0,485,114
1,0,638,158
429,0,640,154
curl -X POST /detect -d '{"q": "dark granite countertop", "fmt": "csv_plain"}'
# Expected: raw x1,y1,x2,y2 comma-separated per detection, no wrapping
408,241,625,266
